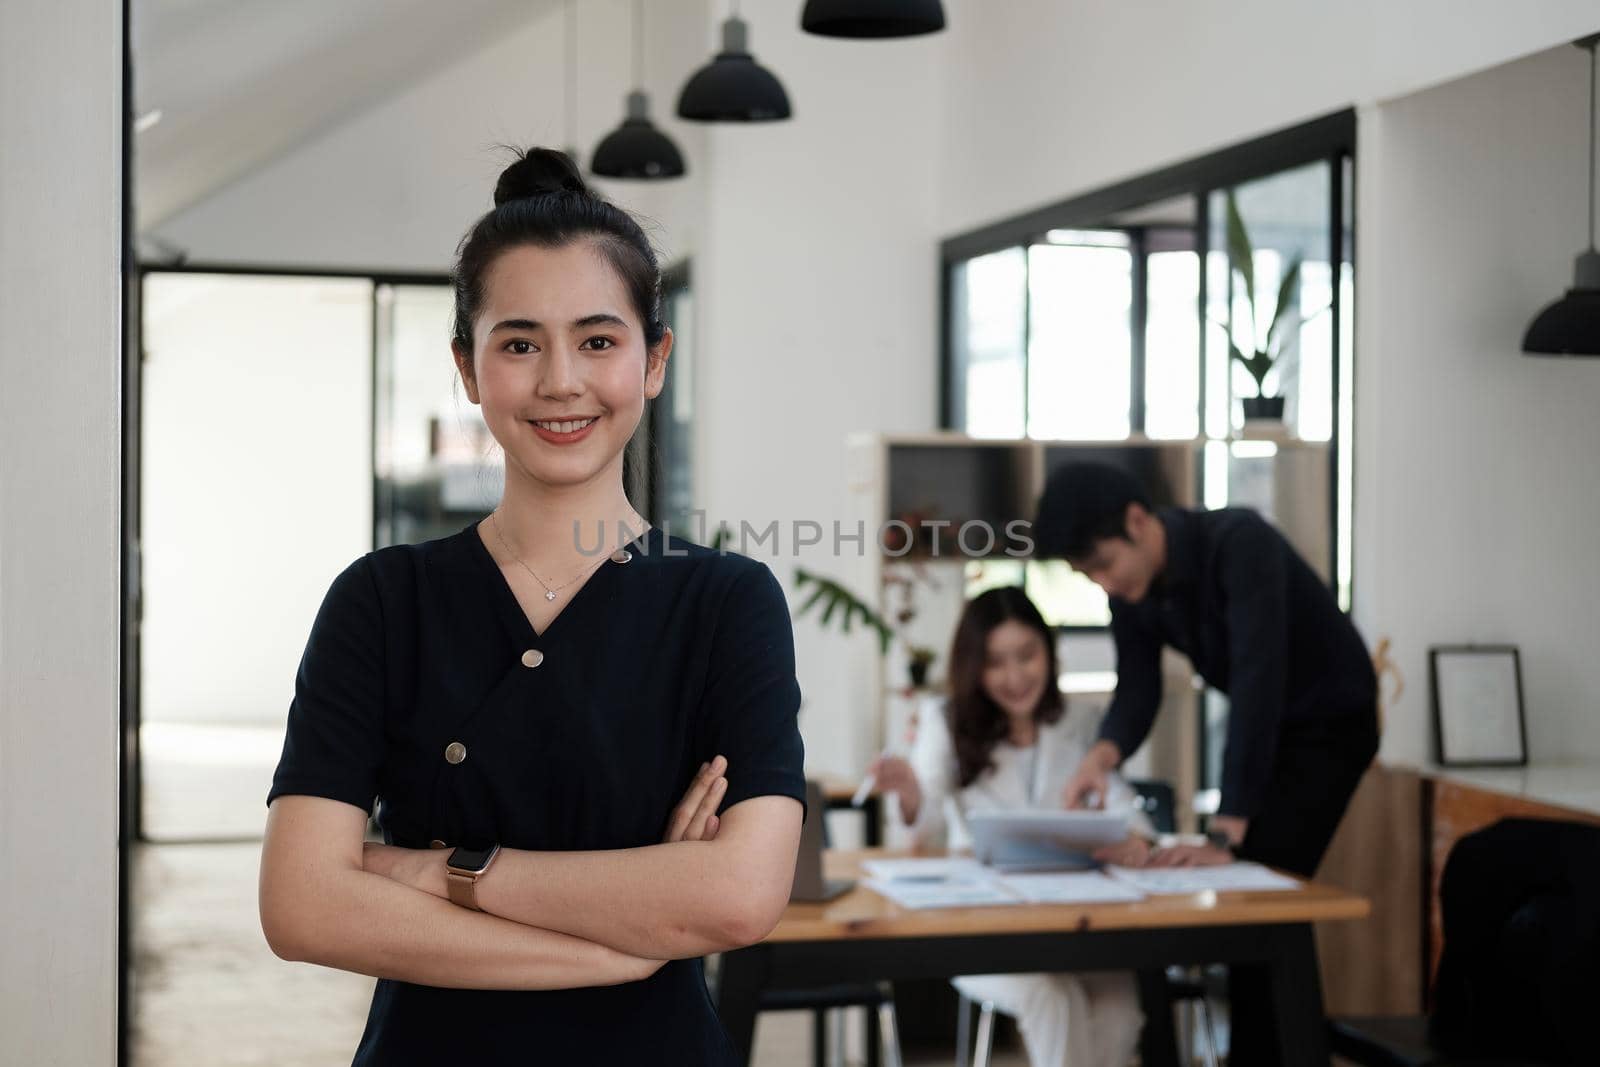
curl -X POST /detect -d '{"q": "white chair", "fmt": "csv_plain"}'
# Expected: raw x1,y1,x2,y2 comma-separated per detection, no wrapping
954,991,998,1067
954,983,1219,1067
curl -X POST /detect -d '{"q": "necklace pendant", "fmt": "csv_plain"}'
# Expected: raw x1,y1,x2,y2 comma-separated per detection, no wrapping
544,590,557,601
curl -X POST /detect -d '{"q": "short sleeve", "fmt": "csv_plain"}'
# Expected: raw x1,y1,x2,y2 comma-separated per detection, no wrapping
700,560,807,820
266,556,387,815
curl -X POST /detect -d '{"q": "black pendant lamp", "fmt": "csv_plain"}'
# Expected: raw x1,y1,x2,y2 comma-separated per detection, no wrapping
677,5,792,122
801,0,945,39
1524,34,1600,356
591,0,686,179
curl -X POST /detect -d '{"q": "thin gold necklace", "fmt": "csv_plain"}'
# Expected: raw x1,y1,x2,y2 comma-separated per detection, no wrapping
489,509,649,602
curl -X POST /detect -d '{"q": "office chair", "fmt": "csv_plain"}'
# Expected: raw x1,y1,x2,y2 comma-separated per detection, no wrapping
1331,817,1600,1067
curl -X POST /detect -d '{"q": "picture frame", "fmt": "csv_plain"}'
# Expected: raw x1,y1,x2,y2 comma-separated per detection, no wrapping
1428,645,1527,767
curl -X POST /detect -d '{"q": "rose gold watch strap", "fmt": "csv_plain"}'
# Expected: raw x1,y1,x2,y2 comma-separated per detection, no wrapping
447,870,480,911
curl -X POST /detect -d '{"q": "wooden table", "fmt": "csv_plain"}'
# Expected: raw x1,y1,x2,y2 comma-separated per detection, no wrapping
716,849,1370,1066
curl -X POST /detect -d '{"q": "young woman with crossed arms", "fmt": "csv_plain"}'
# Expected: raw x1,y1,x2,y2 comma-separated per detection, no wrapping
260,148,805,1065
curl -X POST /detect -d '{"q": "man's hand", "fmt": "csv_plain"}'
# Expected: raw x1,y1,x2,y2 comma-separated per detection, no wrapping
664,755,729,843
1210,814,1249,848
1062,740,1121,809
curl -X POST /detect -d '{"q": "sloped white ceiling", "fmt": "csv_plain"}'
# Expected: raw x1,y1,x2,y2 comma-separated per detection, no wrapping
133,0,556,231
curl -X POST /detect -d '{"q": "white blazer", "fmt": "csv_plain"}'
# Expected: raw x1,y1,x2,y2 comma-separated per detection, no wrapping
903,698,1155,851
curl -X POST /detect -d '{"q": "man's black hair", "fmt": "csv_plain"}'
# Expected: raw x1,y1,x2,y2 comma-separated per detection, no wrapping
1032,462,1153,560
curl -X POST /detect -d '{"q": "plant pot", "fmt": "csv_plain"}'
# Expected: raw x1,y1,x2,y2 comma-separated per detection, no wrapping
907,660,931,688
1241,395,1285,420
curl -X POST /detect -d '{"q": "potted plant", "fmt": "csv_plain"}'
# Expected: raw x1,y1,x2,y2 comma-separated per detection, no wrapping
1223,191,1326,424
906,645,937,688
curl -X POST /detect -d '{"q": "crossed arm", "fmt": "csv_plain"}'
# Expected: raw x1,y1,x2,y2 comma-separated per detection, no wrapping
259,756,802,989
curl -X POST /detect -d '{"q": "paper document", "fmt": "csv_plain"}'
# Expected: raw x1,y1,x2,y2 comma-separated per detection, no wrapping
861,857,989,882
864,877,1022,909
1105,862,1301,894
994,871,1147,904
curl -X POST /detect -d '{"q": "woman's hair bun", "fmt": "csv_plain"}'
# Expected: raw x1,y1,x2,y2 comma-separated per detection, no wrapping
493,147,589,207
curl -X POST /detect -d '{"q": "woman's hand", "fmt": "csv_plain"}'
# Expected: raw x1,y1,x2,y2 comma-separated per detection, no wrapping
868,754,922,825
1092,835,1154,868
663,755,729,843
362,841,449,899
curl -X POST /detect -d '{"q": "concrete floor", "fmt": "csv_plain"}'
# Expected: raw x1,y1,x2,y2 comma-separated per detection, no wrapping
130,842,1030,1067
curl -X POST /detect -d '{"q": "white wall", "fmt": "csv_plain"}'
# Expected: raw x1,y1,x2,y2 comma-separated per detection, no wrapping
0,0,122,1062
692,0,941,776
149,0,709,273
1353,45,1600,764
935,0,1600,235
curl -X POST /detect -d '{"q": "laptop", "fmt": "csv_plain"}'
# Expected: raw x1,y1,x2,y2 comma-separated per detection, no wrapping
789,780,854,902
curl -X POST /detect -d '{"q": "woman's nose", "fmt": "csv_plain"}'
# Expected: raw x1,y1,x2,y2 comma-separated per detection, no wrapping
538,344,581,398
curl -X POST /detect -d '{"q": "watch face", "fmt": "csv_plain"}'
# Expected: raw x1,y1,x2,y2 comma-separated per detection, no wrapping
447,845,497,874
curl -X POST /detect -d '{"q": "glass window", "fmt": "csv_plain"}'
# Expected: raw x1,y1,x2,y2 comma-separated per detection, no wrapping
962,558,1110,630
1144,242,1201,439
375,283,497,550
950,247,1027,438
1026,239,1132,440
942,149,1353,634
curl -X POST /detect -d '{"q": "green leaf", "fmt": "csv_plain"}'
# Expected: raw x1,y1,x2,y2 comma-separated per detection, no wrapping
797,584,827,615
1265,257,1303,352
820,593,840,625
790,566,895,655
1228,338,1273,394
1225,191,1257,348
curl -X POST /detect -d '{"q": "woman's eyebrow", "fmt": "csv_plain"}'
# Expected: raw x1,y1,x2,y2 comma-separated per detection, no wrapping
489,313,630,333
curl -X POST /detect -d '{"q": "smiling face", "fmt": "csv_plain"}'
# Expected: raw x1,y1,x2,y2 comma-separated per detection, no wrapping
1067,502,1165,603
981,620,1052,727
451,240,671,490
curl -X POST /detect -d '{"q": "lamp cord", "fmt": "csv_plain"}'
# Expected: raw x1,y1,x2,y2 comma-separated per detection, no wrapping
633,0,643,90
1589,40,1596,249
564,0,576,147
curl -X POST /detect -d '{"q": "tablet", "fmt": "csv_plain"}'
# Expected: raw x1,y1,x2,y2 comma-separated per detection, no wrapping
966,809,1131,872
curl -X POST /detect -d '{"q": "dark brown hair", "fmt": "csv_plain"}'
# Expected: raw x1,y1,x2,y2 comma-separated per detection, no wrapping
451,146,666,356
943,586,1064,788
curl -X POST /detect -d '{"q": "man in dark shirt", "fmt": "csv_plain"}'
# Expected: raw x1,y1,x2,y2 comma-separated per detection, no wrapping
1034,461,1379,1065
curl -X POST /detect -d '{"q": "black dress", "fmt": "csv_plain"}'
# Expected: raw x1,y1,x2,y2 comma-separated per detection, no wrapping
267,521,807,1065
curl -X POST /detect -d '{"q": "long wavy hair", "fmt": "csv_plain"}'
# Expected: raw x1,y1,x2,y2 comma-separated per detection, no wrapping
944,586,1065,788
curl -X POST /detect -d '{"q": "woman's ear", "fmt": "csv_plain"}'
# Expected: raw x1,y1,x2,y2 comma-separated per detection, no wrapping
451,340,481,405
644,327,674,400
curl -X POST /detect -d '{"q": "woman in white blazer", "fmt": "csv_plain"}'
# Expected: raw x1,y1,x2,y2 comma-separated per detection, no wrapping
867,586,1155,1067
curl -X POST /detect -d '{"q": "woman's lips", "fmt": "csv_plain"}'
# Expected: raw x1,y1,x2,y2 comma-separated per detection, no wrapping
528,416,599,444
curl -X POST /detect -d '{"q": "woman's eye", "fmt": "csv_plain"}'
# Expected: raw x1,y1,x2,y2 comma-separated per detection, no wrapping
507,340,536,355
582,337,615,351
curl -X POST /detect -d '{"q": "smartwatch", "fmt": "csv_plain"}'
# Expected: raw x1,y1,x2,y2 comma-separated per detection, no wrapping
445,844,500,911
1204,829,1238,856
